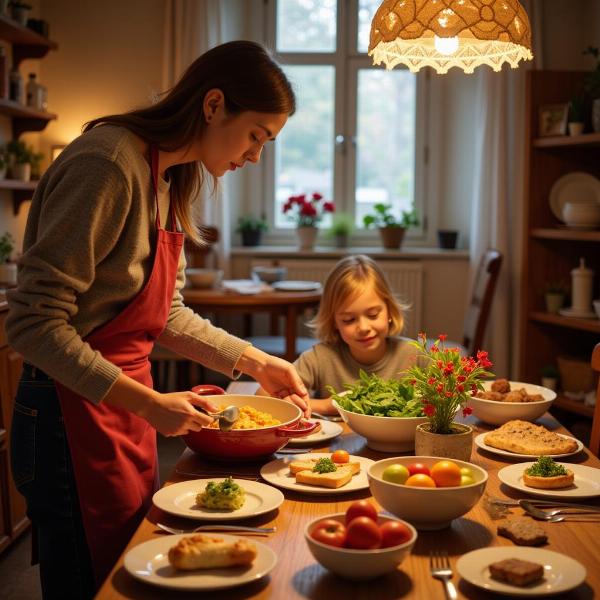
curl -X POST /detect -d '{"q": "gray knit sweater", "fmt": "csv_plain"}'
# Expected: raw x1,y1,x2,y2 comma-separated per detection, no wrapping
6,125,250,403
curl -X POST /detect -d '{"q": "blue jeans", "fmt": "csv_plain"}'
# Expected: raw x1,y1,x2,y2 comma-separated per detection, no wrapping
10,364,95,600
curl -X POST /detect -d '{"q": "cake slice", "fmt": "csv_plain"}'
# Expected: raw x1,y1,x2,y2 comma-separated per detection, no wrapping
489,557,544,586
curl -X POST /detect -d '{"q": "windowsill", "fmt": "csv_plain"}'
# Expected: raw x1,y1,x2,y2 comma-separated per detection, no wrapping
230,246,469,260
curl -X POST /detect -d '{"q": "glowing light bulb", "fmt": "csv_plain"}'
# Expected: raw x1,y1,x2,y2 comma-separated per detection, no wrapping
434,35,459,55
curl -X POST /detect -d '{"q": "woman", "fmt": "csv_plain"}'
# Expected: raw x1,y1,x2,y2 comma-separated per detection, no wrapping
6,40,307,598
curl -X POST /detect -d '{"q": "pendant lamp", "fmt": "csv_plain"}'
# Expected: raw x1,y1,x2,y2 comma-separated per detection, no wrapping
369,0,533,74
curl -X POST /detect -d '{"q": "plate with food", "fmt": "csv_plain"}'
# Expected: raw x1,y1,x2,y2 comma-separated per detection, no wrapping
498,459,600,499
456,546,586,596
260,452,374,495
152,477,284,520
286,418,343,446
474,420,583,459
124,532,277,591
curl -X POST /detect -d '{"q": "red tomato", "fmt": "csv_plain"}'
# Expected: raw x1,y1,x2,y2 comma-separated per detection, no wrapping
407,462,431,477
379,521,413,548
345,500,378,525
345,516,382,549
331,450,350,464
310,519,346,547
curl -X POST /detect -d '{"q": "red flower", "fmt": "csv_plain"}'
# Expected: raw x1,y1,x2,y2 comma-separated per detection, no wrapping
427,377,436,385
283,191,332,226
462,406,473,417
438,334,447,342
423,403,436,416
430,345,439,353
300,203,317,217
323,201,335,212
312,192,323,200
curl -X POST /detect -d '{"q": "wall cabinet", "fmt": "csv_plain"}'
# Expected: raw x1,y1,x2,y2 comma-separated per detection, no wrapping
520,70,600,419
0,308,27,554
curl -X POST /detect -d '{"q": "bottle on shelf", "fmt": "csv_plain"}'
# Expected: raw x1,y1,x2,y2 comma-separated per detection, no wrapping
26,72,44,110
9,68,24,104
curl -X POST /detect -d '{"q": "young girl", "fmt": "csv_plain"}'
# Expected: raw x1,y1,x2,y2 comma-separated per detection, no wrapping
6,41,307,598
257,254,421,415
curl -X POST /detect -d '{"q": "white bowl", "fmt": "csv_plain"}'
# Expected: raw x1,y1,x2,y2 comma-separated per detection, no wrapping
368,456,487,530
185,268,223,289
466,380,556,426
332,399,427,452
304,513,417,580
251,266,287,283
563,200,600,228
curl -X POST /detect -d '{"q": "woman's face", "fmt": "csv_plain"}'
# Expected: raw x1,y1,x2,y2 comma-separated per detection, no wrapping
195,90,288,177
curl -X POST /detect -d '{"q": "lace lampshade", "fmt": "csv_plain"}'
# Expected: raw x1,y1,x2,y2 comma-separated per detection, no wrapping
369,0,533,74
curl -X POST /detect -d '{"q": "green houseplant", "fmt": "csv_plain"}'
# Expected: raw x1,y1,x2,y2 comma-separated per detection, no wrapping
363,203,419,249
543,280,568,314
568,95,586,135
0,231,17,286
7,139,35,181
236,215,268,247
540,364,559,391
327,212,354,247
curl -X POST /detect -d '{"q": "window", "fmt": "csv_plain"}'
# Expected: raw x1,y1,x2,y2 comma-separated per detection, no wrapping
264,0,429,240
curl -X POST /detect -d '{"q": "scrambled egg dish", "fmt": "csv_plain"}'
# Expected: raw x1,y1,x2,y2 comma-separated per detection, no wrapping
208,405,281,430
196,477,245,510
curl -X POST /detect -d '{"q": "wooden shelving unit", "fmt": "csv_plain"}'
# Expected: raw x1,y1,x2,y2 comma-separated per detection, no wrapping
519,70,599,419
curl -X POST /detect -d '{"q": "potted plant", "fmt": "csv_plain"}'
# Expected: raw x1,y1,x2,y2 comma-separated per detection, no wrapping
7,139,33,181
583,46,600,132
568,94,586,136
236,215,268,247
29,149,44,180
0,231,17,286
327,212,354,248
543,280,568,314
363,203,419,249
403,333,494,460
0,146,7,180
282,192,335,250
540,365,559,391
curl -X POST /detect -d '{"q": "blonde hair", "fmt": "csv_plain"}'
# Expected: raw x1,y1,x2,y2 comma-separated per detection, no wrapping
309,255,409,345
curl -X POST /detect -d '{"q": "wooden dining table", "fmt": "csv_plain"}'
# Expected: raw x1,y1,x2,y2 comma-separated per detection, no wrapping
96,382,600,599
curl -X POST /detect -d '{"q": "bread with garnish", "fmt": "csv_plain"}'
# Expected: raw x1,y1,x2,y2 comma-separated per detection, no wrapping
295,466,354,488
522,456,574,489
289,458,360,475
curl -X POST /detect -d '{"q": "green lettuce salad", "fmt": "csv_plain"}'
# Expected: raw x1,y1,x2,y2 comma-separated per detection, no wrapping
328,370,424,417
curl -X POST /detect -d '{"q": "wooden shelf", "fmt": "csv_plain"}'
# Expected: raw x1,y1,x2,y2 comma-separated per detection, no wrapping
530,311,600,334
531,228,600,242
552,394,595,418
0,98,57,138
0,15,57,64
533,132,600,148
0,179,37,214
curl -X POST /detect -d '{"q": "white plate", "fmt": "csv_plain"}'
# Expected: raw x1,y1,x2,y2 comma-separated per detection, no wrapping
271,280,321,292
152,479,284,520
548,172,600,221
260,452,374,495
124,533,277,591
474,432,583,460
558,307,597,319
498,462,600,499
286,418,343,446
456,546,586,596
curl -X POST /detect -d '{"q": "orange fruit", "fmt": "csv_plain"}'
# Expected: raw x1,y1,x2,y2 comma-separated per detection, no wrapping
430,460,462,487
404,473,436,488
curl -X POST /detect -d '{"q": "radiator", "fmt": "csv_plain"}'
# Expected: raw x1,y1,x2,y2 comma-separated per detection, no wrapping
250,259,423,339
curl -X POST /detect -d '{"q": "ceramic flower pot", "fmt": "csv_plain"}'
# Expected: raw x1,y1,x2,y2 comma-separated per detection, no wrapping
414,423,473,462
544,292,565,314
378,226,405,249
296,226,318,250
241,229,262,247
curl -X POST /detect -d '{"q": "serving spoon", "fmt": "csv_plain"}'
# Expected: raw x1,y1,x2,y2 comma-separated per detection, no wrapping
521,500,600,521
195,405,239,432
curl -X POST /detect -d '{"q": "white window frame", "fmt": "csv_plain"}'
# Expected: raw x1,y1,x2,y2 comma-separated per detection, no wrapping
260,0,432,246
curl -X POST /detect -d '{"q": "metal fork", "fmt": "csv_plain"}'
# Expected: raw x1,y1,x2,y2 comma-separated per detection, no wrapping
156,522,275,535
430,550,457,600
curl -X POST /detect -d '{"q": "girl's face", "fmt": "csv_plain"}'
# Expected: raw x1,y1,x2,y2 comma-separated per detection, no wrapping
195,90,288,177
334,285,390,364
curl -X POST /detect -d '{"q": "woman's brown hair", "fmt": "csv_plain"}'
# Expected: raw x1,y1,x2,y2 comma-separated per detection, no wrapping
309,255,409,345
84,41,295,242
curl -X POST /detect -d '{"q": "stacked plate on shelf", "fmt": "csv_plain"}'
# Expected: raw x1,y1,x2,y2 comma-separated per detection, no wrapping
549,172,600,229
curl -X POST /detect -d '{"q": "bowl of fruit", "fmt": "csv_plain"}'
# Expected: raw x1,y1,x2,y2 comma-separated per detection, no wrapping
367,456,488,530
304,500,417,580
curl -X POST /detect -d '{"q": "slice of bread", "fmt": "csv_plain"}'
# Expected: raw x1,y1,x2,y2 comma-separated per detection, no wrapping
497,518,548,546
295,466,354,488
289,459,361,476
488,558,544,586
168,534,257,570
484,420,578,455
523,469,574,489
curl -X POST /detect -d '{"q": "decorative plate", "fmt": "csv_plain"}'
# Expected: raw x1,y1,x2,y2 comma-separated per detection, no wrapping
548,172,600,221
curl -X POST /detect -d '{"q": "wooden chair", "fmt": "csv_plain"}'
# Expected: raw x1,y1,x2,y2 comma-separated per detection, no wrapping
590,343,600,456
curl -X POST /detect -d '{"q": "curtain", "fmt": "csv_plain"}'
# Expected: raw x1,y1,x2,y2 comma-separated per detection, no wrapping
468,0,542,377
162,0,232,274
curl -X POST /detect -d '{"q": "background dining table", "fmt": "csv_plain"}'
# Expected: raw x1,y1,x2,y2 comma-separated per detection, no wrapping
95,382,600,599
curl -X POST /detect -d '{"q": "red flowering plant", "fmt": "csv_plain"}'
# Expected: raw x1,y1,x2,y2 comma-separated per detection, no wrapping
282,192,335,227
402,333,494,434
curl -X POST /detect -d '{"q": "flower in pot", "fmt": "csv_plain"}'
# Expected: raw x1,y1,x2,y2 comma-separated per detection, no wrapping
0,231,17,286
282,192,335,250
568,94,586,136
402,333,494,460
236,215,268,247
539,364,559,392
327,212,354,247
363,203,419,249
543,280,568,314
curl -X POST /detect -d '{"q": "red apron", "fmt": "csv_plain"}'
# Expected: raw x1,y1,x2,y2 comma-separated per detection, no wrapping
55,145,184,586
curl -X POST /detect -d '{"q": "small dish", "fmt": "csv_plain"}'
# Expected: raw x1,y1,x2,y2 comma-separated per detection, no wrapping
497,462,600,499
456,546,586,596
124,533,277,591
152,479,284,520
271,280,321,292
474,432,583,460
558,307,598,319
286,418,343,446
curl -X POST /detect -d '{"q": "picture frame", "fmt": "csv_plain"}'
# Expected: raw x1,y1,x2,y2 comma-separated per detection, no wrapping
538,103,569,137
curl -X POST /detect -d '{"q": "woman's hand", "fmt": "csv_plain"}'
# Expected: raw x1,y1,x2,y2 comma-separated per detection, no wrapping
236,346,310,417
102,373,221,436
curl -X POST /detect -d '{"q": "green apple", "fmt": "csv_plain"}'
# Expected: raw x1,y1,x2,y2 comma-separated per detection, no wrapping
382,463,410,485
460,467,473,477
460,474,475,486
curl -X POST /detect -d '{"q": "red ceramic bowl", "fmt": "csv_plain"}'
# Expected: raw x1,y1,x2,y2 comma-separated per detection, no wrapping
182,385,318,460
